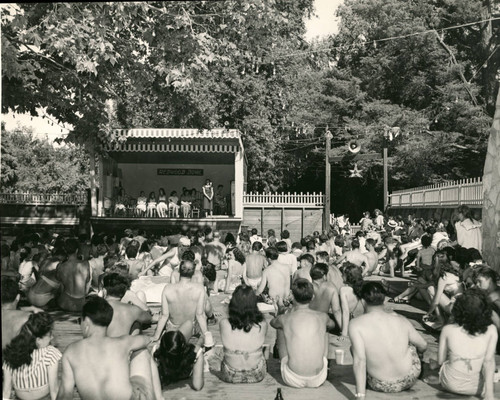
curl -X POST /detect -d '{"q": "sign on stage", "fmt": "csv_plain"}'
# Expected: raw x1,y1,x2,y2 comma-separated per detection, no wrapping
157,168,204,176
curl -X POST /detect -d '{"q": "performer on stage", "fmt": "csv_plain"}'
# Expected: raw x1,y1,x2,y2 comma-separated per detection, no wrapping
202,179,214,217
180,188,192,218
157,188,168,218
146,191,157,217
135,191,147,217
168,191,180,218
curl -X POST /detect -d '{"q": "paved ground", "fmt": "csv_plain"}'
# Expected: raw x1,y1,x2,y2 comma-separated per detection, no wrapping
47,275,499,400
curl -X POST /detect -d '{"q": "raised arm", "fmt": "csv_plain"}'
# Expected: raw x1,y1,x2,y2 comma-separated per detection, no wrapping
427,277,446,316
349,322,367,397
56,353,75,400
140,248,175,276
153,287,169,341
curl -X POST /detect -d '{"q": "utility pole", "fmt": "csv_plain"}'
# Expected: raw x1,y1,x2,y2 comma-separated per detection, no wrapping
383,133,389,212
324,127,333,230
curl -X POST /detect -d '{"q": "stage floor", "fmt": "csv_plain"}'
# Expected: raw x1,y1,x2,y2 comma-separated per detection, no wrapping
90,216,242,234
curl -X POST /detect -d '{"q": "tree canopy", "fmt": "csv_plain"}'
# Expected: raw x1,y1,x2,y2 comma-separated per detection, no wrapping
2,1,498,213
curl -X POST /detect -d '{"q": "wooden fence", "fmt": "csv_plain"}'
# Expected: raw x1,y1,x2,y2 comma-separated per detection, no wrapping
243,192,324,207
0,192,88,206
389,177,483,208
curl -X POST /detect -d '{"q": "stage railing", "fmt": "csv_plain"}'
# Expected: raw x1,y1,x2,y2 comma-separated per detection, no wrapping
389,177,483,207
243,192,324,207
0,192,88,205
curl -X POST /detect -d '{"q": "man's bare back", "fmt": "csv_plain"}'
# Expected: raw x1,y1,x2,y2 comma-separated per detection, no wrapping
293,267,312,283
278,307,329,375
257,261,290,300
245,253,266,279
59,335,149,400
107,299,152,337
2,309,31,349
309,281,339,314
364,250,379,276
350,310,425,381
344,249,369,267
57,257,90,311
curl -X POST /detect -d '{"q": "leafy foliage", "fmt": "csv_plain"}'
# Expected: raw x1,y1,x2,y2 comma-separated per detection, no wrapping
1,124,89,193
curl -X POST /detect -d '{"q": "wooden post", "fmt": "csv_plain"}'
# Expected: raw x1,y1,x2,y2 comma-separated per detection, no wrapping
324,128,332,230
383,142,389,211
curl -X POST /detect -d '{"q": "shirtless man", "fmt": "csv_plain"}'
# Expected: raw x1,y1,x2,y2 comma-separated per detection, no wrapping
292,254,314,283
335,238,368,268
2,279,33,349
57,297,162,400
243,241,268,290
309,263,342,331
102,273,152,337
57,238,91,312
125,242,146,279
153,260,210,343
362,238,379,277
270,279,335,388
349,282,427,396
256,247,291,302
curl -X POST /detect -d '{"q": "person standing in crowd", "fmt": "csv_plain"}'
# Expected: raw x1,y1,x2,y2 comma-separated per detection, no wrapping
455,205,482,252
202,179,214,217
214,184,226,215
277,241,298,277
156,188,168,218
437,289,497,399
359,211,373,232
243,241,267,291
349,282,427,395
249,228,262,245
373,209,385,230
219,285,268,383
280,230,292,252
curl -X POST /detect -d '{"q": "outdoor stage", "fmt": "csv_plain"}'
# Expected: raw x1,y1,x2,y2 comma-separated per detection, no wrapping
90,216,242,236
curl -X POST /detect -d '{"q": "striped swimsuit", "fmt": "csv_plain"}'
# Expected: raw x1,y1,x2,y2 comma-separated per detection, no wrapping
4,346,62,399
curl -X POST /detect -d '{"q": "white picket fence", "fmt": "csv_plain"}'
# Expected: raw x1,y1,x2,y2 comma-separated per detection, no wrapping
0,192,88,205
389,177,483,207
243,192,324,207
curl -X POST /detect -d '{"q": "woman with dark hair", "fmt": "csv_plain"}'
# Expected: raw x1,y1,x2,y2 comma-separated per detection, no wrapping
202,179,214,217
18,246,36,293
168,191,180,218
156,188,168,218
224,232,236,248
437,289,497,398
455,205,482,253
2,312,61,400
153,321,204,391
146,191,157,217
224,247,246,294
219,285,268,383
424,251,464,329
339,263,365,339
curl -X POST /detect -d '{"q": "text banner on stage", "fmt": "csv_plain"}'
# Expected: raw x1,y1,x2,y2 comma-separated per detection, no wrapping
157,168,204,176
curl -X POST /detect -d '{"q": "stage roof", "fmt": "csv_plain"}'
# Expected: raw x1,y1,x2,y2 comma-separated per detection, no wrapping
106,128,244,154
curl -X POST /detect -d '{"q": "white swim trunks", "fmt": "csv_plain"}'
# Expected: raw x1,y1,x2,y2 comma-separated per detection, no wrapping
280,356,328,388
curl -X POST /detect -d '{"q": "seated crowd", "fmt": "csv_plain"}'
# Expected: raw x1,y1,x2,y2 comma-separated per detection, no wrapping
1,204,497,400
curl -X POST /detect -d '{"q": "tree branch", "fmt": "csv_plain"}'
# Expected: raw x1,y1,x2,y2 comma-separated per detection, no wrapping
433,30,478,106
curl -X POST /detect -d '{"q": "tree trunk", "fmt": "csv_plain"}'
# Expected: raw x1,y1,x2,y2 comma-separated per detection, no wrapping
481,88,500,269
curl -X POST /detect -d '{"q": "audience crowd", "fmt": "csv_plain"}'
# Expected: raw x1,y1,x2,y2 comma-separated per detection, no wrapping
1,204,497,400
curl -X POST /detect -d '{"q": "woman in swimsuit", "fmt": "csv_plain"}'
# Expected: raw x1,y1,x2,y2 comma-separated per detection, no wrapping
153,321,205,391
135,191,147,216
339,263,365,339
424,256,464,328
156,188,168,218
223,247,246,294
168,191,180,218
437,289,497,399
18,246,37,293
219,285,268,383
3,312,61,400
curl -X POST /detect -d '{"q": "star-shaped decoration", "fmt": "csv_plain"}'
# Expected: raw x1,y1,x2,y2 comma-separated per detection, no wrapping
349,163,363,178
